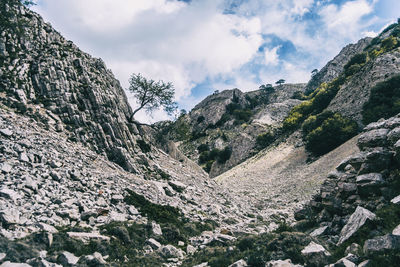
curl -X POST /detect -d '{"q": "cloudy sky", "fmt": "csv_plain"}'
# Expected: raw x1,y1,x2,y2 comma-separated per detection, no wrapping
31,0,399,123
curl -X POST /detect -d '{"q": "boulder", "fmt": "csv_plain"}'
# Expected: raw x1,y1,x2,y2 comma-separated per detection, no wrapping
0,262,31,267
387,126,400,144
364,234,400,255
265,259,302,267
152,221,163,236
0,208,20,225
392,224,400,236
168,180,187,192
145,238,161,249
301,241,330,266
66,232,110,243
310,226,328,237
0,163,12,173
356,173,384,187
228,259,248,267
391,195,400,204
0,129,13,137
57,251,80,265
157,245,185,259
357,129,389,150
338,206,376,245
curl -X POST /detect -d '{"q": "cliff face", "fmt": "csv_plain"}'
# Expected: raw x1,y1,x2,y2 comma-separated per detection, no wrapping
304,37,372,94
0,0,147,173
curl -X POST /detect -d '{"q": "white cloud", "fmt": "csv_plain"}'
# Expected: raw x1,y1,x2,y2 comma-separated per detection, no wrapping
264,46,281,66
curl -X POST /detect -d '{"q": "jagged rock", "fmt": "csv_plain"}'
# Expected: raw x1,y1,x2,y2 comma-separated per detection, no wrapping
338,206,376,245
228,259,248,267
57,251,79,266
80,252,107,266
390,195,400,204
0,163,12,173
0,128,13,137
0,262,31,267
357,129,389,150
186,245,196,254
19,153,29,163
329,256,357,267
363,234,400,255
146,238,161,249
36,223,58,233
265,259,302,267
387,127,400,144
392,224,400,236
310,226,328,237
301,241,330,266
168,180,187,192
66,232,110,243
357,260,371,267
157,245,185,259
356,173,384,188
0,188,21,202
345,243,361,255
152,221,163,236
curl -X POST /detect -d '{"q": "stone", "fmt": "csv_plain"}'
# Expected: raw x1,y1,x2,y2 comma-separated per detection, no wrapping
392,224,400,236
357,129,389,150
49,160,62,168
146,238,161,249
66,232,110,243
332,257,356,267
357,260,371,267
111,194,124,203
157,245,185,259
363,234,400,255
193,263,208,267
37,222,58,233
82,252,107,265
390,195,400,204
338,206,376,245
0,188,21,202
356,173,384,187
0,163,12,173
387,126,400,144
301,241,330,266
0,262,31,267
228,259,248,267
0,128,13,137
344,243,361,255
186,244,196,254
57,251,80,265
19,153,29,163
0,253,6,261
152,221,163,236
310,226,328,237
265,259,302,267
168,180,187,192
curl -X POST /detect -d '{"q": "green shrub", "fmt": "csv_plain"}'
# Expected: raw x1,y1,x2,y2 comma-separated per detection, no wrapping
197,115,205,123
234,109,252,121
197,143,209,153
303,112,358,156
344,63,361,76
226,102,242,114
204,160,214,173
124,190,182,224
362,75,400,124
343,53,367,71
381,36,398,51
256,132,275,149
217,146,232,164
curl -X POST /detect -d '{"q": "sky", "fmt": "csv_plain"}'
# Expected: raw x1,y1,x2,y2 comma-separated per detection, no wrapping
31,0,399,123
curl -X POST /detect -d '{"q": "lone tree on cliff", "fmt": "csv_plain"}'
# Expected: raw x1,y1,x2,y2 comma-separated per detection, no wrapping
275,79,285,86
128,73,177,122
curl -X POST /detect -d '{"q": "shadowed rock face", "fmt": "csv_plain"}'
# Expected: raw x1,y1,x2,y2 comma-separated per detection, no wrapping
0,0,146,172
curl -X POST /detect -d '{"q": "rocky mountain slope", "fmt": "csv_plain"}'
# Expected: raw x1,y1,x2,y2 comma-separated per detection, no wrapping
159,84,305,177
1,0,400,266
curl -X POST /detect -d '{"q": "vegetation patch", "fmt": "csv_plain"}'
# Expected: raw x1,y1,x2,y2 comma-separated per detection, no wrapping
137,139,151,153
302,111,358,156
362,75,400,125
198,146,232,172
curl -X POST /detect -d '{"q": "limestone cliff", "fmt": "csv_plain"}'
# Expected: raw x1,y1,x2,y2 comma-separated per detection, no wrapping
0,0,149,173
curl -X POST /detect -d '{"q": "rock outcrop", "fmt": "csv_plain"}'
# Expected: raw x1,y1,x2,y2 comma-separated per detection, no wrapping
0,0,149,173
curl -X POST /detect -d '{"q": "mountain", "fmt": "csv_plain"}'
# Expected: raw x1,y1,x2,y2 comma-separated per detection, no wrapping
157,83,306,177
1,0,400,266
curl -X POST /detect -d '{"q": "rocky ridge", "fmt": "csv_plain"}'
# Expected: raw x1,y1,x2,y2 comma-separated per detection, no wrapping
160,84,306,177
